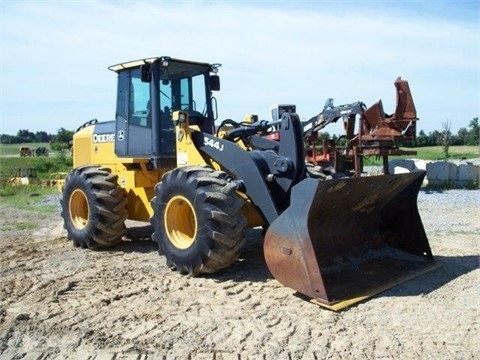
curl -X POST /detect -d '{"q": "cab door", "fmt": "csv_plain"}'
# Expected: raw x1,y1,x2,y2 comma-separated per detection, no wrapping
115,68,153,157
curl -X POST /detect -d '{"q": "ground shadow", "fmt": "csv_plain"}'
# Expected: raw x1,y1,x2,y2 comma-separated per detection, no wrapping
106,223,158,254
102,225,479,302
292,253,479,308
377,254,479,297
217,248,479,302
116,225,272,282
211,228,273,283
420,188,445,194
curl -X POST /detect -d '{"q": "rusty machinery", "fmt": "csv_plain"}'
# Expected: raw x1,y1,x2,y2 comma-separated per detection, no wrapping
303,77,418,177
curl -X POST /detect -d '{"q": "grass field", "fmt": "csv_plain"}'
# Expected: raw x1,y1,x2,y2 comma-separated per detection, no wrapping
0,142,51,156
341,145,479,167
401,146,479,160
0,142,72,179
0,184,59,213
360,145,478,166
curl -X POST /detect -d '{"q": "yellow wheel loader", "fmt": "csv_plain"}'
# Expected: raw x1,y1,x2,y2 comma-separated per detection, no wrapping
61,56,437,310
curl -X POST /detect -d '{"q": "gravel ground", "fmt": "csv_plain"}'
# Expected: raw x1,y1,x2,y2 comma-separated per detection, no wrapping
0,186,478,359
419,188,480,206
418,189,480,234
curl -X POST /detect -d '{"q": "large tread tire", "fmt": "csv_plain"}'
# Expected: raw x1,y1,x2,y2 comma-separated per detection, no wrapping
151,166,247,275
60,165,127,249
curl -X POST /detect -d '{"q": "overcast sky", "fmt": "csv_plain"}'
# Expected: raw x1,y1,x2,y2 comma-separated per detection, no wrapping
1,0,478,136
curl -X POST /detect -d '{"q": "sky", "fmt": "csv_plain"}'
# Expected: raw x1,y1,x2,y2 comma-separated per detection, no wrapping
1,0,478,136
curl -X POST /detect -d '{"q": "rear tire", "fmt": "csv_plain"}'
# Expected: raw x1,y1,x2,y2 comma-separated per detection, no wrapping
60,165,127,249
151,166,247,275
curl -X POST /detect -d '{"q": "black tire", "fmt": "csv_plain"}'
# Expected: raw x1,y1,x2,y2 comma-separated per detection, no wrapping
60,165,127,249
151,166,247,275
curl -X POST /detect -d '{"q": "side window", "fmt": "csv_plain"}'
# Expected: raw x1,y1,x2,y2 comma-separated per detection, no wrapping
192,74,207,115
160,80,172,115
179,78,190,110
129,68,151,127
177,74,206,113
116,71,129,119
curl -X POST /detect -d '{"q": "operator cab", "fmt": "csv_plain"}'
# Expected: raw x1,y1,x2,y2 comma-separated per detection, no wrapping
108,56,220,168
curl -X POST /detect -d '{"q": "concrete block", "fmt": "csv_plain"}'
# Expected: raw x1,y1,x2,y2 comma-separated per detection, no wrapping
394,166,411,174
456,163,480,186
413,159,430,171
388,159,416,174
426,161,457,182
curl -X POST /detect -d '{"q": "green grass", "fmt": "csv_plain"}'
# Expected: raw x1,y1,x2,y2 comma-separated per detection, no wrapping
0,222,37,232
15,221,38,231
360,145,479,166
403,146,479,160
0,142,71,181
0,184,60,214
0,153,72,180
0,142,51,156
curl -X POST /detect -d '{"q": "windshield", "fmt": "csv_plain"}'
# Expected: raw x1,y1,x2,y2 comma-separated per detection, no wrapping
159,73,207,116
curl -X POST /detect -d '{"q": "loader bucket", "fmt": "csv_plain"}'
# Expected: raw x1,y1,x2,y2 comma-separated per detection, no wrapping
264,171,438,311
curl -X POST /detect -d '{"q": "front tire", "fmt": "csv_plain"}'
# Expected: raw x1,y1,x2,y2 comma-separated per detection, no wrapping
151,166,247,275
60,165,127,248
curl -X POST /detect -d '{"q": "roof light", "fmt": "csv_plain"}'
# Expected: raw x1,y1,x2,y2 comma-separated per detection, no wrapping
211,63,221,74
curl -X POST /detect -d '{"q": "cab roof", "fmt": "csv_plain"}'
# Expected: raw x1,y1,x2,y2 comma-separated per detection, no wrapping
108,56,218,74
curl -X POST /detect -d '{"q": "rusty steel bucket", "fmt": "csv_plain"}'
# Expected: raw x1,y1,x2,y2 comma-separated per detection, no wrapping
264,171,438,310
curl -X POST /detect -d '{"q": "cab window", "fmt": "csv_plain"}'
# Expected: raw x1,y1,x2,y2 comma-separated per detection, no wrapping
129,68,151,127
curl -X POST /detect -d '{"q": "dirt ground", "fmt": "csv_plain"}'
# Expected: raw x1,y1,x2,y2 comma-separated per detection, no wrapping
0,191,478,359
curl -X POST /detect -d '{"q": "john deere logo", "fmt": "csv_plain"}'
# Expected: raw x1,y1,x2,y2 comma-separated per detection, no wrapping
117,130,125,141
93,133,115,143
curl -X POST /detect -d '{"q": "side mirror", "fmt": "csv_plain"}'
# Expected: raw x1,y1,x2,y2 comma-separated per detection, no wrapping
141,64,151,82
210,75,220,91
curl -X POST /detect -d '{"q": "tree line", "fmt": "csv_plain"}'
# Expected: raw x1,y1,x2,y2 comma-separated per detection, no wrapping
414,117,479,147
0,128,74,150
1,118,478,149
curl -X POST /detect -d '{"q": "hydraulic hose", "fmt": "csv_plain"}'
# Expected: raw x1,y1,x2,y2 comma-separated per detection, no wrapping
225,120,281,141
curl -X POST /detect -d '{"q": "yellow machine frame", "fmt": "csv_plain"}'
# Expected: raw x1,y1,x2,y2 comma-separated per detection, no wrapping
73,111,264,226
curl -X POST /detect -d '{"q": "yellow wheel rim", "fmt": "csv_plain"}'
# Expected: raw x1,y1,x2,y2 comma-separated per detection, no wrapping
69,189,89,230
164,195,197,249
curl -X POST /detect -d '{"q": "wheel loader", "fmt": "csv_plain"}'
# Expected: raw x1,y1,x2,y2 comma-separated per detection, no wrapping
61,56,437,310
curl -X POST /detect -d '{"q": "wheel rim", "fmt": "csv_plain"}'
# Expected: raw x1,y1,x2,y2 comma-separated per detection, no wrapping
164,195,197,249
69,189,89,230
